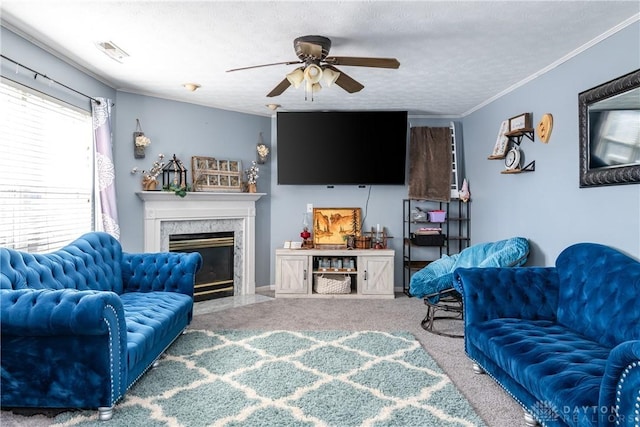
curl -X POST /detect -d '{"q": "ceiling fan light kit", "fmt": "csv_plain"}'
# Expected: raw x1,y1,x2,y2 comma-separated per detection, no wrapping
286,68,305,88
303,64,322,84
322,67,340,87
227,35,400,100
306,81,321,94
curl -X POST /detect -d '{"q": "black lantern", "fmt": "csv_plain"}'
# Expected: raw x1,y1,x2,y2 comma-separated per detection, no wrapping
162,154,188,190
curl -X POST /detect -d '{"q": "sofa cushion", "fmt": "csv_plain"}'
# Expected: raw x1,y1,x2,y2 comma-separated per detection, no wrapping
120,292,193,370
555,243,640,347
469,318,610,426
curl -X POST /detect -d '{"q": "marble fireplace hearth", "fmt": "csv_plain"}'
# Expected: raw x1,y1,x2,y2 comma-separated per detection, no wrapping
136,191,264,296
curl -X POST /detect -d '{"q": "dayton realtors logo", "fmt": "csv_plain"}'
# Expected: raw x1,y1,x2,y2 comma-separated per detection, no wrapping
531,400,559,423
531,401,633,425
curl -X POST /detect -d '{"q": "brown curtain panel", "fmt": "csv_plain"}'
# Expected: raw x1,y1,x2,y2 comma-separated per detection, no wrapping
408,126,452,201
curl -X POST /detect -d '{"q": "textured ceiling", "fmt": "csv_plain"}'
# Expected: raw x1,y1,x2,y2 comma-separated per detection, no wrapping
1,1,638,117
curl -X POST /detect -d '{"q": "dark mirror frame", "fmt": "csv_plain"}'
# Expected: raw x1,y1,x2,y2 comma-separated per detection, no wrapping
579,69,640,188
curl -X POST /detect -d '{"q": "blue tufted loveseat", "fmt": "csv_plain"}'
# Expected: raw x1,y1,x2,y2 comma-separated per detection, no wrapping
0,232,202,420
454,243,640,427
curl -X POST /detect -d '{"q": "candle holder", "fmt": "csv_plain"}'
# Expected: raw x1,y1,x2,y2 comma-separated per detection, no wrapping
369,225,388,249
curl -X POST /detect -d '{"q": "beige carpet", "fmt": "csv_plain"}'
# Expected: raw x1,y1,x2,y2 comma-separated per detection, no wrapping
0,289,523,426
188,289,523,426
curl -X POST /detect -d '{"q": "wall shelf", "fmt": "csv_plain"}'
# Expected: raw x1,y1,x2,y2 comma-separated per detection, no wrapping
501,160,536,173
505,128,535,145
502,126,535,173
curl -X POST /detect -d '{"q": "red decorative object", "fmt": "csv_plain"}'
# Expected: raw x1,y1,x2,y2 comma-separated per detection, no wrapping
300,227,311,240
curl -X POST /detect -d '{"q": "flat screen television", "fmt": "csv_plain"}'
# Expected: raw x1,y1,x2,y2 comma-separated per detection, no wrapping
277,111,408,185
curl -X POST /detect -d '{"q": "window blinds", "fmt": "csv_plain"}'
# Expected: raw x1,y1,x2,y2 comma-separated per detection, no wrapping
0,79,93,253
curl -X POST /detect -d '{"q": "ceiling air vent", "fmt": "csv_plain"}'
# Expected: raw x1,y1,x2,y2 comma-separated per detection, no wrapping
95,41,129,63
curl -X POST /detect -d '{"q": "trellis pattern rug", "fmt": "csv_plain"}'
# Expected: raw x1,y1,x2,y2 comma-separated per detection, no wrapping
52,330,486,427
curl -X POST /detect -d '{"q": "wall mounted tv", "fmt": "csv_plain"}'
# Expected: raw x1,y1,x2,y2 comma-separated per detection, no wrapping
277,111,408,185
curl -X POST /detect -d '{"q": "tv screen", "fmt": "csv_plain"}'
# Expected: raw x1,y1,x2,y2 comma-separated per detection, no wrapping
277,111,408,185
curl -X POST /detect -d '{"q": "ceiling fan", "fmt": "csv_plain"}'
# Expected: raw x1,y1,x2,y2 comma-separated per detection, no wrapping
226,35,400,98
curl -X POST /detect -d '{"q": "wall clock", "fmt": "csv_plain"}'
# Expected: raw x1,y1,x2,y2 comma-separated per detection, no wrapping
505,146,521,170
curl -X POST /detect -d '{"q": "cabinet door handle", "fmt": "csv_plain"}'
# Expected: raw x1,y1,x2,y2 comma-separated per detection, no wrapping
304,269,307,280
364,270,368,280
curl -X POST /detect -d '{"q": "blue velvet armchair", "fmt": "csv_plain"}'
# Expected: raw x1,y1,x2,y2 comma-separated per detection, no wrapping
1,232,202,420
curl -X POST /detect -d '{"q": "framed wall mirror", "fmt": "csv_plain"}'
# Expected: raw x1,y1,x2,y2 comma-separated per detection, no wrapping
579,69,640,187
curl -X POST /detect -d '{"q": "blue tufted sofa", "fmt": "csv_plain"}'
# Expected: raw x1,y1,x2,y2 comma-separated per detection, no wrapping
0,232,202,420
454,243,640,427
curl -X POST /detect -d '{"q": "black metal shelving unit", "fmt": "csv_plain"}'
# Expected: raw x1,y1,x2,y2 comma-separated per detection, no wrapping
402,198,470,296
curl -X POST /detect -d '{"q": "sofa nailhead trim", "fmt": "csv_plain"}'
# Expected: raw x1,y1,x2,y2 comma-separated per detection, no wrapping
469,356,550,427
615,361,640,427
103,304,119,406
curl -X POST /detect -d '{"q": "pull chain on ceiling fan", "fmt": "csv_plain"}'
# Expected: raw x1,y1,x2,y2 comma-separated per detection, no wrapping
226,35,400,100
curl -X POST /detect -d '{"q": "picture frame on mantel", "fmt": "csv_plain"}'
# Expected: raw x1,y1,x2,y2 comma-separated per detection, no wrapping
313,207,362,246
191,156,242,192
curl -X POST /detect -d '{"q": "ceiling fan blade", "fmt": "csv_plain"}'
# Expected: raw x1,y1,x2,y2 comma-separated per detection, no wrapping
266,78,291,97
324,56,400,69
325,66,364,93
227,61,301,72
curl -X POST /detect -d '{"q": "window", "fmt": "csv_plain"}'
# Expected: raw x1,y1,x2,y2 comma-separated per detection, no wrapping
0,79,94,253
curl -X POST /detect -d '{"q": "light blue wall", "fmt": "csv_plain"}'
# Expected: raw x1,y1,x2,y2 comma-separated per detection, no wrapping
461,22,640,265
113,92,272,285
1,26,116,111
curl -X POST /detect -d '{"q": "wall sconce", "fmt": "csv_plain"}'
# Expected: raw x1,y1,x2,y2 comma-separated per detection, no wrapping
256,132,270,164
133,119,151,159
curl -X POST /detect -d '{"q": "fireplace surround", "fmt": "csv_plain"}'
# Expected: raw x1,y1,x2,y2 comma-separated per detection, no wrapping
136,191,264,296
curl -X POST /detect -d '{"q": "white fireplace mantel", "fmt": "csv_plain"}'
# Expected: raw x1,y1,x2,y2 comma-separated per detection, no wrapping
136,191,265,296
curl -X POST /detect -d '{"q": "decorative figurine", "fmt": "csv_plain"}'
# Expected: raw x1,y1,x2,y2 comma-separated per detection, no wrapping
459,178,471,202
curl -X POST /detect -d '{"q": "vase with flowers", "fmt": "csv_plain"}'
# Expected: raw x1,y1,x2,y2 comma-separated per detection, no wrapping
245,161,259,193
131,153,165,191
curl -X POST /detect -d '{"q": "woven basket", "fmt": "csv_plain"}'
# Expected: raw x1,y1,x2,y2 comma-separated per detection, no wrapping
314,274,351,294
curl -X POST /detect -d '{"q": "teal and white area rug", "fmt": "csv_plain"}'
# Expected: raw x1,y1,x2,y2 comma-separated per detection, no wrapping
53,330,486,427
